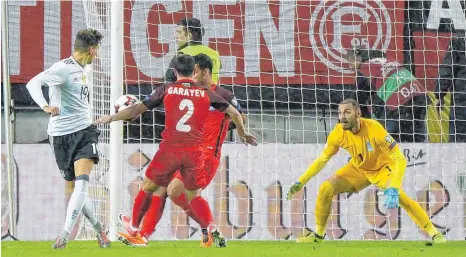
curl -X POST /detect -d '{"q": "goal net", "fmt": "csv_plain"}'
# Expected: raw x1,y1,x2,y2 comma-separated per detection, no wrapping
6,0,464,241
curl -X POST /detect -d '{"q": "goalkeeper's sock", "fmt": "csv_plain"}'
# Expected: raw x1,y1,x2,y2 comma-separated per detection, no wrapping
399,191,439,237
132,190,153,228
314,181,334,237
62,175,89,239
82,200,103,231
172,193,209,228
189,196,214,228
140,195,166,238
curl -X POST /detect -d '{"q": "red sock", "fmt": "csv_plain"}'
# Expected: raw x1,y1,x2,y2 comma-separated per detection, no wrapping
188,196,214,228
131,190,153,228
140,195,166,238
172,194,206,227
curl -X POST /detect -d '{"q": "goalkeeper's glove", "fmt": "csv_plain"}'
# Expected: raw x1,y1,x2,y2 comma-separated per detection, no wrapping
286,181,304,200
379,188,400,209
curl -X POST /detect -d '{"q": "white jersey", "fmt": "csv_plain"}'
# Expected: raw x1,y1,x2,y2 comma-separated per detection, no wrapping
30,56,91,136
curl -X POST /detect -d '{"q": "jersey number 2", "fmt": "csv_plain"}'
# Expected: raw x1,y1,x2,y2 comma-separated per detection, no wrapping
176,99,194,132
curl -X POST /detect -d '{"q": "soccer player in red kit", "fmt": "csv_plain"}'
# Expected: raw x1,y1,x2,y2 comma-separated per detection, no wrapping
95,54,257,244
119,54,246,248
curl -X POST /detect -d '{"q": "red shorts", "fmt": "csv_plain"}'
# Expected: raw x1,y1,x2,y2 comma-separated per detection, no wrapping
171,152,220,189
145,147,206,190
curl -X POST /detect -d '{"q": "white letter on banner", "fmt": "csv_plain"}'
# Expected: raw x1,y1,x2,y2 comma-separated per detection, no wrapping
331,7,369,51
7,1,37,75
427,0,466,30
131,0,181,78
44,0,61,69
244,0,295,77
192,0,237,77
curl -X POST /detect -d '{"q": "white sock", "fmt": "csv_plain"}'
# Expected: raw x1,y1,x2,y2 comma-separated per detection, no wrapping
62,176,89,238
82,201,103,231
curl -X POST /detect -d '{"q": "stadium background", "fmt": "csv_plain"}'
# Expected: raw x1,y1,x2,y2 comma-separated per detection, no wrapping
1,0,466,242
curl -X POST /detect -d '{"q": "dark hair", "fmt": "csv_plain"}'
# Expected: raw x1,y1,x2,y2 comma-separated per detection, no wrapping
178,18,204,42
74,28,103,52
172,54,195,77
345,46,385,63
194,54,213,73
340,98,360,110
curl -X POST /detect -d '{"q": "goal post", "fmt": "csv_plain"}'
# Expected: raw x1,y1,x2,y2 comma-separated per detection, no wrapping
108,0,124,241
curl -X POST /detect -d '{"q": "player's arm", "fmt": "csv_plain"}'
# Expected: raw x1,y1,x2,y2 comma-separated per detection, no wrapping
208,90,257,146
286,127,341,200
375,131,407,190
216,87,247,130
96,85,166,124
26,68,65,116
374,126,407,209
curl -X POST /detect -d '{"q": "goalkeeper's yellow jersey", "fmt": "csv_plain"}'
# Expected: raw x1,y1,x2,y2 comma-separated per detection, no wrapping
325,118,402,172
298,118,407,190
178,43,221,84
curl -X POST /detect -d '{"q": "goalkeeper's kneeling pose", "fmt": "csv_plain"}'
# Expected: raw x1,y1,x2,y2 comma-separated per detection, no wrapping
287,98,446,245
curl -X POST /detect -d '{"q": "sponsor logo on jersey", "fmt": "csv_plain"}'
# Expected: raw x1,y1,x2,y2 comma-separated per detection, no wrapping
385,135,397,149
73,77,78,83
366,140,374,152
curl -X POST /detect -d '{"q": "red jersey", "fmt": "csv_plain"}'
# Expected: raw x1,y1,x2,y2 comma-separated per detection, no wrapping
203,84,242,157
142,79,230,148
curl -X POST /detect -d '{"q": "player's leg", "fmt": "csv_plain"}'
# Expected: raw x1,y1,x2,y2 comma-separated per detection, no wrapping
74,125,110,247
298,163,370,242
52,126,110,248
67,180,108,245
182,151,225,247
119,149,178,238
398,191,446,243
370,164,446,244
167,174,208,227
139,187,167,241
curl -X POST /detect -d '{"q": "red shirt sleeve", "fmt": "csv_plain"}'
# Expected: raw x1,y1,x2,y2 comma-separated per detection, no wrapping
207,90,230,112
214,86,243,113
142,84,167,110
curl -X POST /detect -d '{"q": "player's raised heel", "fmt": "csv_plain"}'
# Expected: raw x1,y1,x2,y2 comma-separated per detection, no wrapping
296,232,325,243
118,213,138,237
51,236,67,249
117,232,148,247
95,224,111,248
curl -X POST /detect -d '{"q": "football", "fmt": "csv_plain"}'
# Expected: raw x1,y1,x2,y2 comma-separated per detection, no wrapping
114,94,139,113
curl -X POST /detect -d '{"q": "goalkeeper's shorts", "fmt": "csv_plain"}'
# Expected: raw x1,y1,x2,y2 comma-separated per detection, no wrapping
335,162,396,192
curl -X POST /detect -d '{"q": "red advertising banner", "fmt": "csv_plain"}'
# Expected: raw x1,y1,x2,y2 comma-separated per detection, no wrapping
5,0,404,85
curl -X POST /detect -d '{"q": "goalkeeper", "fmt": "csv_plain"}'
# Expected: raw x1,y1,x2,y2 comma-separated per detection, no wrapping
286,99,446,245
165,17,221,84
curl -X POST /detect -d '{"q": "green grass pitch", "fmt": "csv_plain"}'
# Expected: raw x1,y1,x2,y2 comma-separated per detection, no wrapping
2,240,466,257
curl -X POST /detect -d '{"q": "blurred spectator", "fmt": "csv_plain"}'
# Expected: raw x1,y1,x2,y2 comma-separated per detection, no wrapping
345,47,428,142
435,35,466,143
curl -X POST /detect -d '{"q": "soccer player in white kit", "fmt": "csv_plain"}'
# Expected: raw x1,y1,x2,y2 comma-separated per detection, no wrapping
26,28,110,249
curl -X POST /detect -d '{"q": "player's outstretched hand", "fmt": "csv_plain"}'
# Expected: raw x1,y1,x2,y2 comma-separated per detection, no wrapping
240,133,258,146
42,105,60,116
94,115,114,124
286,181,303,200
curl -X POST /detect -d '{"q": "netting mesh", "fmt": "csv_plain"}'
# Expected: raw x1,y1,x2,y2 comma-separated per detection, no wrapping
5,0,464,241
